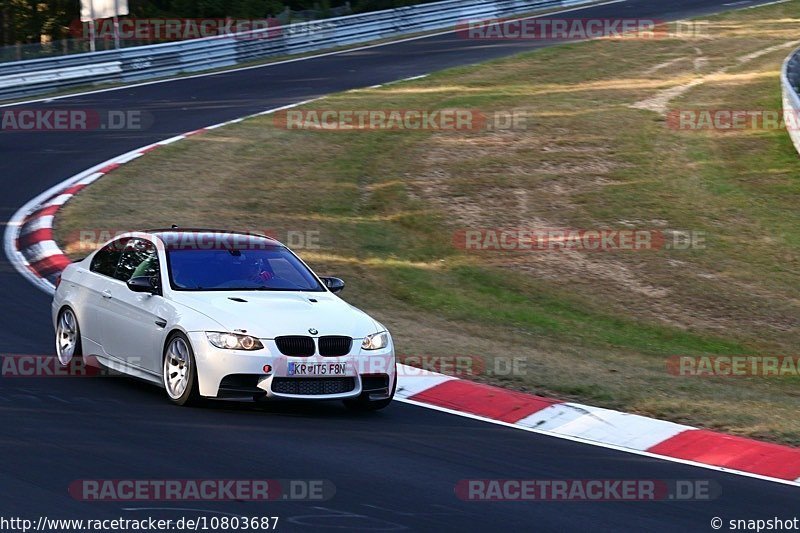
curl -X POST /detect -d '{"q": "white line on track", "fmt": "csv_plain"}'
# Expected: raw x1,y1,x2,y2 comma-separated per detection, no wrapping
746,0,791,7
396,75,429,82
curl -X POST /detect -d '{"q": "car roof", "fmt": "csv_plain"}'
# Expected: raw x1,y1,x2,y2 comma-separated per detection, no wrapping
144,228,284,246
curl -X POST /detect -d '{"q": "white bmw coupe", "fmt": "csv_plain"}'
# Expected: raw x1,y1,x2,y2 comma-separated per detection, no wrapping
52,229,396,409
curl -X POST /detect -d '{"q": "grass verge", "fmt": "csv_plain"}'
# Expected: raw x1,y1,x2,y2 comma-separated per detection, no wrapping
56,2,800,444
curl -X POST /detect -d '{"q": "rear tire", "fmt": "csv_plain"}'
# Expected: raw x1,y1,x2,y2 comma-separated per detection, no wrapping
163,332,201,406
55,307,82,366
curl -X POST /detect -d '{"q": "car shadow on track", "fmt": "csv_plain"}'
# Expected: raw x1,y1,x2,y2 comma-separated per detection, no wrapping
4,356,395,419
94,372,393,419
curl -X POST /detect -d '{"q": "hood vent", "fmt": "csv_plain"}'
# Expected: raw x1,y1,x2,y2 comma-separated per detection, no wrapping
228,297,248,303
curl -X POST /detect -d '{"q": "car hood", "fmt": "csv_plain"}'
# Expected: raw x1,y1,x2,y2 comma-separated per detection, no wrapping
171,291,380,339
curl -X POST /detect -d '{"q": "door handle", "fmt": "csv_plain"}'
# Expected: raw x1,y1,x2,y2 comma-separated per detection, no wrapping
101,289,113,299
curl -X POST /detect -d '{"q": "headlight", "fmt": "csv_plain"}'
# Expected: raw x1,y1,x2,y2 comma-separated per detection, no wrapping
361,331,390,351
206,332,264,351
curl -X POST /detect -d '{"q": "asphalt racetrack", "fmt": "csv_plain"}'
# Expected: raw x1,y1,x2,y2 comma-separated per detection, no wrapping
1,0,797,531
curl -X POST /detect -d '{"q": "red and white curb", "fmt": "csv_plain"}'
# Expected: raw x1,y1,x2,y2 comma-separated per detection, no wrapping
395,371,800,485
6,103,800,489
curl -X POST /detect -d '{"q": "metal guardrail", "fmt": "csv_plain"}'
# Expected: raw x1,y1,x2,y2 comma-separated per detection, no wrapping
781,46,800,156
0,5,355,63
0,0,594,101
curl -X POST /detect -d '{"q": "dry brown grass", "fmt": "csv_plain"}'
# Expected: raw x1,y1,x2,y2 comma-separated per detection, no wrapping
56,3,800,443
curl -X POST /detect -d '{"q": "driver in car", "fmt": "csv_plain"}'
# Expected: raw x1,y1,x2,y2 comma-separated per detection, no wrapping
131,253,158,279
230,252,274,285
248,257,274,284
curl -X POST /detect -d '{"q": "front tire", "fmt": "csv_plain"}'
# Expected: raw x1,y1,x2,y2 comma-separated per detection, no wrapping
163,333,201,406
55,307,82,366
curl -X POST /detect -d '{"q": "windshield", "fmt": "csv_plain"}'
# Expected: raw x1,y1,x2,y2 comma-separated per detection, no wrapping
166,245,324,292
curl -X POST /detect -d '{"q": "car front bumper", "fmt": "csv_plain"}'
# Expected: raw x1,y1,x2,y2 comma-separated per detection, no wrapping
187,332,396,401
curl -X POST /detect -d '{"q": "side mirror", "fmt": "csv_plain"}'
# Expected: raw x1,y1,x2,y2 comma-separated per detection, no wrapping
128,276,158,294
320,276,345,294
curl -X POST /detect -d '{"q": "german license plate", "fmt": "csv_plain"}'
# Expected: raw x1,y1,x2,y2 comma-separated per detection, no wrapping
287,362,347,376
